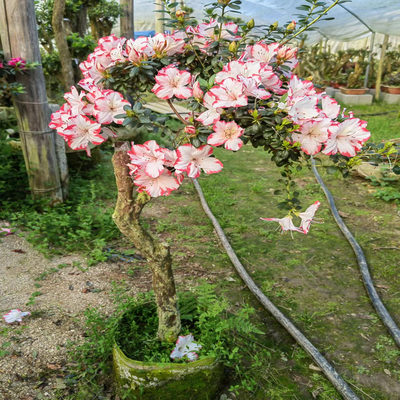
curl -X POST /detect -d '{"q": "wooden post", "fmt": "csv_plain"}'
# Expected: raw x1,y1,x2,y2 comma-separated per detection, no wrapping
375,34,389,101
0,0,67,202
154,0,164,33
120,0,134,38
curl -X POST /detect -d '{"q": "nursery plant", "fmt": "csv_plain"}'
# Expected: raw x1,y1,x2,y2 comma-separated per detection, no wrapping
50,0,369,359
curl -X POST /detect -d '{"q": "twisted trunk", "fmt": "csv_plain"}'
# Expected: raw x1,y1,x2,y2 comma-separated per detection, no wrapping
112,143,181,343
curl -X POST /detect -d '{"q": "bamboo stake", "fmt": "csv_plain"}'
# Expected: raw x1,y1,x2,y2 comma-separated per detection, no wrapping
0,0,66,201
375,34,389,101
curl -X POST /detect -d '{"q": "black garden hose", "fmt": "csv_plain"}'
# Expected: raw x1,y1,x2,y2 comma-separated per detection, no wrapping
192,178,359,400
311,157,400,347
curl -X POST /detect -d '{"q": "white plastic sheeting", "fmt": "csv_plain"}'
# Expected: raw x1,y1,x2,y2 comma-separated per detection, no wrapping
133,0,400,43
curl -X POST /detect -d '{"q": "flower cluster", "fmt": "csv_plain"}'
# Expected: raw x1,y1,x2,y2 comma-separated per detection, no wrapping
127,141,222,197
49,82,129,156
50,19,370,201
280,76,370,157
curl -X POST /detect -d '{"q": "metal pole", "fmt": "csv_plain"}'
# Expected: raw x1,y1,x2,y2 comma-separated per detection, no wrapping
364,32,375,88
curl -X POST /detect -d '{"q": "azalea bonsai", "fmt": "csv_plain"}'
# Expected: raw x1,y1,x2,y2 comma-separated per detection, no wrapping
50,0,369,347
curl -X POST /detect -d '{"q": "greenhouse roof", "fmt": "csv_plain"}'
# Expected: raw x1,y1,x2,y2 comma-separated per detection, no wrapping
135,0,400,42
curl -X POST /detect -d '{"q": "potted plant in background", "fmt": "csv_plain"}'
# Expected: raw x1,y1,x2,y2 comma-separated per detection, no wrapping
340,61,368,95
50,0,370,397
382,71,400,94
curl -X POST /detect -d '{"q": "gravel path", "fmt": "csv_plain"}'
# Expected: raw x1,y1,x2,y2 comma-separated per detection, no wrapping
0,231,142,400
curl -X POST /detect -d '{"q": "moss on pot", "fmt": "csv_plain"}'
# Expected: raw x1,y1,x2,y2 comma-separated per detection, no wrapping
113,341,224,399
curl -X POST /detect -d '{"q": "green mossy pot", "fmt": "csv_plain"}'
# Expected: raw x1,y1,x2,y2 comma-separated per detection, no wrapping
113,341,224,400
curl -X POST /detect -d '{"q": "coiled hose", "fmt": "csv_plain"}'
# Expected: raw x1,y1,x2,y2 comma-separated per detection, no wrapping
192,178,359,400
310,157,400,347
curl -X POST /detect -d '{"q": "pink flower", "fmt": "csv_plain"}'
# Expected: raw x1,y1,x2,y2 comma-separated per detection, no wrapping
0,62,4,69
64,86,87,115
292,119,331,155
49,103,71,130
126,37,154,64
170,334,202,362
298,201,320,234
175,144,223,178
0,222,13,236
320,96,340,119
209,78,248,109
127,140,166,178
287,96,319,122
287,75,316,100
8,57,26,69
196,92,222,126
3,309,30,324
148,33,185,57
134,169,180,197
93,89,130,125
246,42,280,64
192,81,204,101
152,65,192,100
184,125,196,135
323,118,370,157
62,114,104,155
260,215,302,235
208,121,244,151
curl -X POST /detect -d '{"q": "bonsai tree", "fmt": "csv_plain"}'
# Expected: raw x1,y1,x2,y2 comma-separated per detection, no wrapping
50,0,370,345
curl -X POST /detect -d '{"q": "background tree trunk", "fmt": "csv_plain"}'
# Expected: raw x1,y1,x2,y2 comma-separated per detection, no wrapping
52,0,74,90
0,0,67,202
112,143,181,343
120,0,134,38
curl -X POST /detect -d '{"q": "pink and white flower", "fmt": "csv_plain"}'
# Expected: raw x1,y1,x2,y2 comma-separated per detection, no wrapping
287,96,319,122
134,169,180,197
292,119,331,155
3,309,30,324
62,114,104,155
128,140,166,178
93,89,130,125
209,78,247,108
192,81,204,101
170,334,202,361
175,144,223,178
298,201,321,234
208,121,244,151
152,65,192,100
246,42,280,64
196,92,222,126
323,118,370,157
320,96,340,119
64,86,87,115
148,33,185,57
260,215,302,235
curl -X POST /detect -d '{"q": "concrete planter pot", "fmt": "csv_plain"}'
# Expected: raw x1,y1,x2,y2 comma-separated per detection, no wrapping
113,340,224,400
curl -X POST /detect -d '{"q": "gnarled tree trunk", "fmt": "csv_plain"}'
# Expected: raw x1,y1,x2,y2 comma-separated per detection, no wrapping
112,142,181,343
